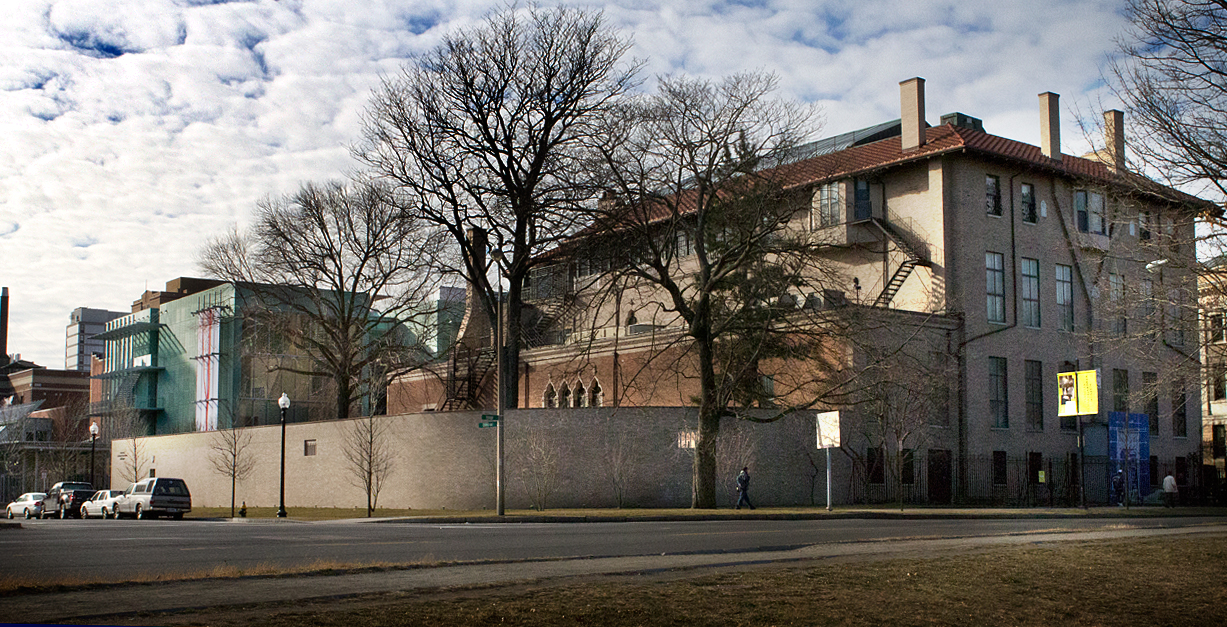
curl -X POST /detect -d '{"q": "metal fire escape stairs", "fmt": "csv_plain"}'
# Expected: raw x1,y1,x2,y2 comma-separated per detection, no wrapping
441,347,497,411
870,218,931,307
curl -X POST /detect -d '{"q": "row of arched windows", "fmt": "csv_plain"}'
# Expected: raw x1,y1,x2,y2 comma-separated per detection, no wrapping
543,378,603,408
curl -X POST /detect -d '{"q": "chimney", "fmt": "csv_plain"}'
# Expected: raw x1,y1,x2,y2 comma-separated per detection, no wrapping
900,77,926,151
1039,92,1061,161
0,287,8,362
1104,109,1125,171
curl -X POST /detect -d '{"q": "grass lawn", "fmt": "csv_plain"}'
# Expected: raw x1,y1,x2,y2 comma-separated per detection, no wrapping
142,533,1227,626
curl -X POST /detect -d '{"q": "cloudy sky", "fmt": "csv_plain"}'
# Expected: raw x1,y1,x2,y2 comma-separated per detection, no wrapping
2,0,1128,368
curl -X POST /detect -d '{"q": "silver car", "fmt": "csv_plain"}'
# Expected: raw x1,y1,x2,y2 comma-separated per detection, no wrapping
80,489,126,519
115,478,192,519
5,492,46,519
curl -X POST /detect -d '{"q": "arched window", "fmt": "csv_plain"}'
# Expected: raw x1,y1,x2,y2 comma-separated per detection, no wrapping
543,383,557,408
589,378,603,407
559,382,571,408
575,380,586,407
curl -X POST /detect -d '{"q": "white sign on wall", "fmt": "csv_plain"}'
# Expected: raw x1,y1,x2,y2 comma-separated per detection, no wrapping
816,411,841,449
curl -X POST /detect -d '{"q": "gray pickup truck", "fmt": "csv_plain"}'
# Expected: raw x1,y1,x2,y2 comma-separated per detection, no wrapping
41,481,94,519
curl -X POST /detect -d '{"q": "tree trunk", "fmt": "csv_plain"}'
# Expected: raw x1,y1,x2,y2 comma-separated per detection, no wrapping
692,333,721,509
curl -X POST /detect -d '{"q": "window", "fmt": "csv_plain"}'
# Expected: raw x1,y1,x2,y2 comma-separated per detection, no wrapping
304,440,316,456
1021,258,1040,328
543,384,557,408
867,447,886,484
589,379,603,408
986,175,1002,216
1172,380,1187,437
1141,278,1156,333
1144,372,1159,436
815,182,840,228
1150,456,1160,487
1028,452,1043,484
989,356,1008,428
992,451,1008,486
1168,290,1186,346
574,381,586,407
1021,183,1037,223
1076,190,1089,232
854,179,872,220
1213,364,1227,401
1113,369,1129,413
1056,264,1074,332
1214,424,1226,459
1089,192,1106,234
559,383,572,408
1209,312,1226,343
1025,360,1044,431
1109,273,1126,336
986,252,1006,324
1139,211,1152,240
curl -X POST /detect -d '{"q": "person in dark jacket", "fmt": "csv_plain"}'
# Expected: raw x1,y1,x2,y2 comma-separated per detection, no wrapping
735,467,754,510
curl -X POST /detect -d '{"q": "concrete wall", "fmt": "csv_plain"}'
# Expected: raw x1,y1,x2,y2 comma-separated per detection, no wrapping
111,408,841,511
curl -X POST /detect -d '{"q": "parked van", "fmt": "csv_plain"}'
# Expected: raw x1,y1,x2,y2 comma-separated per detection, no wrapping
115,478,192,519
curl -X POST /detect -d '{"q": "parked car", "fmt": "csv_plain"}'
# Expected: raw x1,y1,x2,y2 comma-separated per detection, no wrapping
5,492,46,519
80,489,126,519
41,482,94,519
115,478,191,519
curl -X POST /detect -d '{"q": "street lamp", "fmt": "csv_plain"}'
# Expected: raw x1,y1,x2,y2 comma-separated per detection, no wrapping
89,422,100,488
489,248,507,516
277,393,290,518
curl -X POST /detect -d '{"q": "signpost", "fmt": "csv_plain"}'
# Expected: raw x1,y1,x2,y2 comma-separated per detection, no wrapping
478,414,500,428
1058,369,1099,509
816,410,841,511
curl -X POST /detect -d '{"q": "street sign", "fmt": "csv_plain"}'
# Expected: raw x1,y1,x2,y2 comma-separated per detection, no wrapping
482,414,500,421
478,421,498,428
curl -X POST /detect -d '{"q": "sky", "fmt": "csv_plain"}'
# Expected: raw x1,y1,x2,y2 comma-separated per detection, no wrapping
1,0,1130,369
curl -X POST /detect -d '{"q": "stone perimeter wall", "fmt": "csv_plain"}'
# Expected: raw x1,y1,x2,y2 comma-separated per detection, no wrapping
110,408,833,511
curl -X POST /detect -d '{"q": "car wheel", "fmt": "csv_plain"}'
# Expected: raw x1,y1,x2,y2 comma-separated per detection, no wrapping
59,507,66,519
135,504,144,520
5,509,11,519
24,508,33,519
100,506,108,519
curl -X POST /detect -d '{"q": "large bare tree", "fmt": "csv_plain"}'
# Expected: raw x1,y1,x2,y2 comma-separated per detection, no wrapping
359,4,639,409
200,181,441,421
588,73,864,508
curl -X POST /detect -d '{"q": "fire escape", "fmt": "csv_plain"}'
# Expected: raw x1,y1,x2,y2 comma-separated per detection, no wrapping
870,218,931,307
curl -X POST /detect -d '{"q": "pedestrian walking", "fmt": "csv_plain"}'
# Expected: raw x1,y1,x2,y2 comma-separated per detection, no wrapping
735,467,754,510
1163,473,1178,508
1112,471,1125,506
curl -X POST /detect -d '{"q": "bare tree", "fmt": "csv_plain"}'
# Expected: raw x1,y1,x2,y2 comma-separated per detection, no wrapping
598,414,649,508
340,414,395,517
588,72,863,508
208,425,257,518
200,181,441,421
360,4,639,409
109,403,148,486
514,417,566,510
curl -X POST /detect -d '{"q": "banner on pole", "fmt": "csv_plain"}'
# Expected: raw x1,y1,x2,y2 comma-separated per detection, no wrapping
816,411,841,449
1057,370,1098,417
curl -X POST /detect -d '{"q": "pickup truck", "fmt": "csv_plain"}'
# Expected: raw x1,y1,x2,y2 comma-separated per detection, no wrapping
41,482,95,519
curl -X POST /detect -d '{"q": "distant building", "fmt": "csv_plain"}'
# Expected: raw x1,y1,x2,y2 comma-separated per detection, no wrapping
65,307,126,372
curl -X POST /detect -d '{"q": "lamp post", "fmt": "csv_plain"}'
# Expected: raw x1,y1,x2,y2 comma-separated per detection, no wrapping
88,422,99,488
277,393,289,518
489,249,506,516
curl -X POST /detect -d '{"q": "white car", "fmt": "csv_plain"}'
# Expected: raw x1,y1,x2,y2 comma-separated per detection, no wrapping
80,490,126,519
5,492,46,519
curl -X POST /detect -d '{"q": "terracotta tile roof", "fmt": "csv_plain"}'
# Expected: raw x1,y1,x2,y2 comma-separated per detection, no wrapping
771,124,1216,212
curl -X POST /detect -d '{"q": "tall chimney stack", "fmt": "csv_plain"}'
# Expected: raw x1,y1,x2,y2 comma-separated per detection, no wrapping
1104,109,1125,171
1039,92,1061,161
0,287,8,363
900,77,926,151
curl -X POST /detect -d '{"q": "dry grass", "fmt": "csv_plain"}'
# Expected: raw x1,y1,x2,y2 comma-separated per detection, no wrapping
213,535,1227,627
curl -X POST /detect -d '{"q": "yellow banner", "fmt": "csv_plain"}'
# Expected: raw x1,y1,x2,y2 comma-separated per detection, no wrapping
1057,370,1098,417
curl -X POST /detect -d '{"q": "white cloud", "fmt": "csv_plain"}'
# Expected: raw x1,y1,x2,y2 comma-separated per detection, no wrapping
0,0,1135,367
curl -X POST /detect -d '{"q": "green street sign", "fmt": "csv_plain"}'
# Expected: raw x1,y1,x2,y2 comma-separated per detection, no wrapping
482,414,500,421
478,421,498,428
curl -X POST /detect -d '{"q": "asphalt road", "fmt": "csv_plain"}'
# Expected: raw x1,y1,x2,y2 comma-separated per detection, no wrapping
4,515,1224,585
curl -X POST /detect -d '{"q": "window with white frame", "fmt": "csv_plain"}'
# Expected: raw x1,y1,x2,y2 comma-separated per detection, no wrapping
814,182,840,229
1056,264,1074,332
1021,258,1040,328
986,252,1006,323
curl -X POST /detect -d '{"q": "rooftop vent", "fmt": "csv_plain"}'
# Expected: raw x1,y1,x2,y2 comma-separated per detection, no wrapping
940,112,983,132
